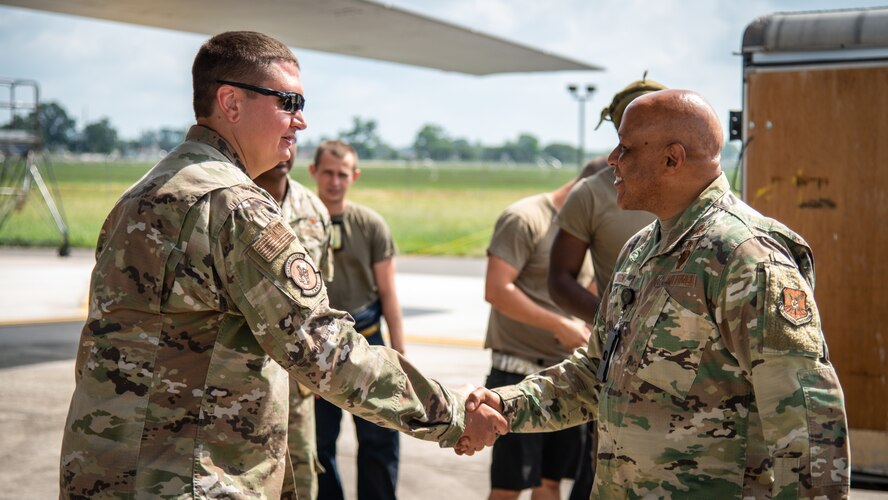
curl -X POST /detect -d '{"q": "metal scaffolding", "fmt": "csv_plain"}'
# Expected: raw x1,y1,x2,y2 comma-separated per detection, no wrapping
0,78,70,256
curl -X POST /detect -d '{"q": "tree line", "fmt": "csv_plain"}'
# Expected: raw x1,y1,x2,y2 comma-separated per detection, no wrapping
1,101,184,155
2,101,585,165
333,116,580,166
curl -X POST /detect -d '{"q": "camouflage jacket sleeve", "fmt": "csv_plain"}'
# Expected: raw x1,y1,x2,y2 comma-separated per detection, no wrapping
215,194,466,447
491,234,635,433
492,280,611,432
493,347,600,432
717,238,850,498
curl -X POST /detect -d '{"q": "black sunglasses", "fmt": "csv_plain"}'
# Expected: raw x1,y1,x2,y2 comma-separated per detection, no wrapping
216,79,305,113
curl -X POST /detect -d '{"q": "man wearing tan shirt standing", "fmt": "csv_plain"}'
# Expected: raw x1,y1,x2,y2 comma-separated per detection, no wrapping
482,166,600,500
310,139,405,500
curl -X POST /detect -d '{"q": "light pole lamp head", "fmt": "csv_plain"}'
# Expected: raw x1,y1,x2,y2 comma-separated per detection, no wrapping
586,84,596,94
567,84,578,95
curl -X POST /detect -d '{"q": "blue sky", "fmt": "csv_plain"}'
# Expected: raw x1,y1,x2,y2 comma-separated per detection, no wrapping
1,0,883,152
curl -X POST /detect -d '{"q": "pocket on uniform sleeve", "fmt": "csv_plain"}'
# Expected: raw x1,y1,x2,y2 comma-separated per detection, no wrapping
635,294,715,400
244,245,327,315
771,456,800,498
762,263,823,358
799,367,850,487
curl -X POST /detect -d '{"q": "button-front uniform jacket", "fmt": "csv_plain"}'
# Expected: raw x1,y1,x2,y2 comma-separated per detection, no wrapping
495,174,850,499
59,126,465,499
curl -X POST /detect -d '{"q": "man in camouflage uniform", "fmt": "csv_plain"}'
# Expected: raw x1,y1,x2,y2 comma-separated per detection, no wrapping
59,31,505,499
255,143,332,499
463,89,850,498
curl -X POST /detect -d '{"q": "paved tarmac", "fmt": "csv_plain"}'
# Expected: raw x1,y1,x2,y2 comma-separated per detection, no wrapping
1,247,885,499
0,248,511,500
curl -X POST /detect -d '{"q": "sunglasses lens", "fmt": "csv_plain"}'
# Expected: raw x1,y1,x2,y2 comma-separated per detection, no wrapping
280,94,304,113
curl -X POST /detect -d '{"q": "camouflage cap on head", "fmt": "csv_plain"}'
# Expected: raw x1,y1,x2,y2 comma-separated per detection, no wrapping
596,71,667,131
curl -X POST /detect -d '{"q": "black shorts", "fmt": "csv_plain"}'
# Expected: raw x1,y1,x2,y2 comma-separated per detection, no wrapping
486,368,586,491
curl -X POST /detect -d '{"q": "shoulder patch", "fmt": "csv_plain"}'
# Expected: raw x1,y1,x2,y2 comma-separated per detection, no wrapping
779,287,813,326
285,253,322,297
763,263,822,356
252,220,296,262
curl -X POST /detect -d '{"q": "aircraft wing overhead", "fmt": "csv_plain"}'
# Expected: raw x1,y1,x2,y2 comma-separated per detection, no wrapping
0,0,603,75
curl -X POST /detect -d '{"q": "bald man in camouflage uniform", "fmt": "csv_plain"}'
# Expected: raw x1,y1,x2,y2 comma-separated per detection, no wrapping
59,31,505,499
464,89,850,498
255,144,333,499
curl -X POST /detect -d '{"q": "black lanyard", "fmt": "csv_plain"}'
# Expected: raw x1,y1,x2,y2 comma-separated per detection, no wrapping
597,288,635,383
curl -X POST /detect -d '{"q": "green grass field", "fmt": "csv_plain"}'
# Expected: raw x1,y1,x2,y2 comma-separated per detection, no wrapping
0,159,578,256
0,157,742,256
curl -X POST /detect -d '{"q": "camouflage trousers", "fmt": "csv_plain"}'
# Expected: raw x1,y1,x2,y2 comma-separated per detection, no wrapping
281,381,322,500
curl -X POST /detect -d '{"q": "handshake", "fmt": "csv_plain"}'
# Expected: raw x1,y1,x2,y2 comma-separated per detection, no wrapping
454,387,509,456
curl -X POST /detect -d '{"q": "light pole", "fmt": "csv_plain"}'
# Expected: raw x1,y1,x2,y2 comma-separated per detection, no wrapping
567,83,596,170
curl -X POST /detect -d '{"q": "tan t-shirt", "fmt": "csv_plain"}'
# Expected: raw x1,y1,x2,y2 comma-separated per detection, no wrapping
327,202,396,314
484,193,593,366
557,167,655,292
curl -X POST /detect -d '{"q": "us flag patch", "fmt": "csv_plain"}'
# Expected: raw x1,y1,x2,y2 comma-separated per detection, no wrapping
253,220,296,262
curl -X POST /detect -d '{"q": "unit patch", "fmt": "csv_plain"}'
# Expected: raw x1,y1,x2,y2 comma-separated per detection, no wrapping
285,253,322,297
763,263,821,356
779,287,813,326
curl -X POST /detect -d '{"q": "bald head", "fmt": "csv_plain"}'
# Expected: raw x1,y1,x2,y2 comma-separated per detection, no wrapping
608,90,725,219
624,89,723,167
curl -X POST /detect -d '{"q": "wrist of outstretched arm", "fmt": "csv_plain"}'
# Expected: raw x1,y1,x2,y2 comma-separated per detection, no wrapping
491,386,523,430
436,382,467,448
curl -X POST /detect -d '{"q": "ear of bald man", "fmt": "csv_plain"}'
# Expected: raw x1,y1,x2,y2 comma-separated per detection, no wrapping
664,142,685,169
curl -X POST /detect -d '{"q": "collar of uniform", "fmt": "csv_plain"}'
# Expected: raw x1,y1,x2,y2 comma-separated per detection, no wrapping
649,172,731,259
185,125,249,175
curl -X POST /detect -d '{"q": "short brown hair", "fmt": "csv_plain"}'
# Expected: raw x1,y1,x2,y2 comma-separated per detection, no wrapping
192,31,299,118
313,140,358,169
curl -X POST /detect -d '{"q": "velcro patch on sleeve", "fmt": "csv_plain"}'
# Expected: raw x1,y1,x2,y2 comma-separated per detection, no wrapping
284,252,323,297
763,263,823,356
252,220,297,262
